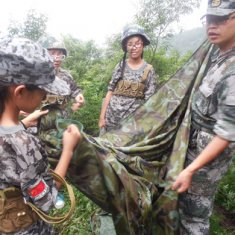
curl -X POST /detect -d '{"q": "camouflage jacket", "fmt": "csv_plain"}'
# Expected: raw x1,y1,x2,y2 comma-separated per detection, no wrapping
105,61,157,130
192,47,235,141
0,123,58,211
36,68,83,156
55,68,82,99
41,67,83,117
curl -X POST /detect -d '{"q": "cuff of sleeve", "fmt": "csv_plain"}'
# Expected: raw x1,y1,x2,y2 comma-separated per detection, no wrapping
107,87,114,92
214,121,235,141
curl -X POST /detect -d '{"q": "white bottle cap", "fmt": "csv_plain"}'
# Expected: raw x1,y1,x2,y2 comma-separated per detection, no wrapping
54,195,65,209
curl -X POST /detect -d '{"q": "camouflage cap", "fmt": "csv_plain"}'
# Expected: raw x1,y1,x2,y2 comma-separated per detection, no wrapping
121,24,150,52
0,37,70,95
47,41,67,56
206,0,235,16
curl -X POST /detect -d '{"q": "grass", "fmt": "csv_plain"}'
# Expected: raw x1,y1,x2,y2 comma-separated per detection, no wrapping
210,212,235,235
210,158,235,235
51,187,97,235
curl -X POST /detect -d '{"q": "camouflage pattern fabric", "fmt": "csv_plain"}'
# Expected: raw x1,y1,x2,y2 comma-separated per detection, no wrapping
0,124,57,235
103,61,157,132
179,47,235,234
38,105,83,159
37,68,83,157
207,0,235,16
0,37,54,85
0,37,68,235
179,130,234,235
0,37,70,96
65,40,213,235
38,104,65,158
121,24,150,51
192,48,235,139
56,68,82,99
0,221,54,235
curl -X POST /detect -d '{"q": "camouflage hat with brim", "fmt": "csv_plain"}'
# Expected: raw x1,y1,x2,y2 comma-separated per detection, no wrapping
205,0,235,16
0,37,70,96
47,41,67,56
121,24,150,52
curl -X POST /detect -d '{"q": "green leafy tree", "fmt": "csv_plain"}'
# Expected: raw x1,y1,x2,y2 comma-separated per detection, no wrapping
63,35,103,81
7,9,48,41
135,0,201,62
62,35,107,135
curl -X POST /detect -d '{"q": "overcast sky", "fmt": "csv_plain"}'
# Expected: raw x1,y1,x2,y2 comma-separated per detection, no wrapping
0,0,207,46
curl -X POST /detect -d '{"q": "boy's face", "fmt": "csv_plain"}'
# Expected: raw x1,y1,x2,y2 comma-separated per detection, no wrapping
48,49,66,69
14,86,46,113
206,12,235,52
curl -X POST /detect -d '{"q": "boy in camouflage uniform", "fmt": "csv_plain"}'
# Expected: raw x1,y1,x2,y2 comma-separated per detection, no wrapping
34,41,85,158
0,37,80,235
47,41,85,113
172,1,235,234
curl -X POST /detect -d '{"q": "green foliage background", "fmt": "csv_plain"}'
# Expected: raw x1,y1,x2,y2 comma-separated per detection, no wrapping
3,0,235,233
60,34,195,136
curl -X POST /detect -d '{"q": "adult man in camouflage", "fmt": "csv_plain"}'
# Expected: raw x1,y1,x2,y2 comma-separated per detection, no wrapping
172,0,235,234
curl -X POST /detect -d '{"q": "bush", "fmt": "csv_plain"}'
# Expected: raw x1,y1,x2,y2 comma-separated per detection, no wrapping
215,157,235,212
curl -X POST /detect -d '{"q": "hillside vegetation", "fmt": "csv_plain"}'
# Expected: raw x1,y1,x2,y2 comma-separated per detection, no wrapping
2,1,234,234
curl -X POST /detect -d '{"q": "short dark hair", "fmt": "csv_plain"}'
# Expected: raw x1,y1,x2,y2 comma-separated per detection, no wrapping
0,86,10,115
25,84,40,91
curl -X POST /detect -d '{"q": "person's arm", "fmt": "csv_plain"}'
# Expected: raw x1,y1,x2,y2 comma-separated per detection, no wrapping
98,63,121,128
59,69,84,111
98,91,113,128
54,124,80,188
20,109,49,128
172,135,229,193
71,93,85,111
144,67,158,100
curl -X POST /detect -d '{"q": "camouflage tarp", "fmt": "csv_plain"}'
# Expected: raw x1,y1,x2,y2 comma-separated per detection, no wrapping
67,40,213,235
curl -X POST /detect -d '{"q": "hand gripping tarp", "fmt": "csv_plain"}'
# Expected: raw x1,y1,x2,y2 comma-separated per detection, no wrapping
67,40,213,235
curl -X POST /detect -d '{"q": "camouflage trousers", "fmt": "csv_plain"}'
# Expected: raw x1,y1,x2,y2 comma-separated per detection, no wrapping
178,129,233,235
